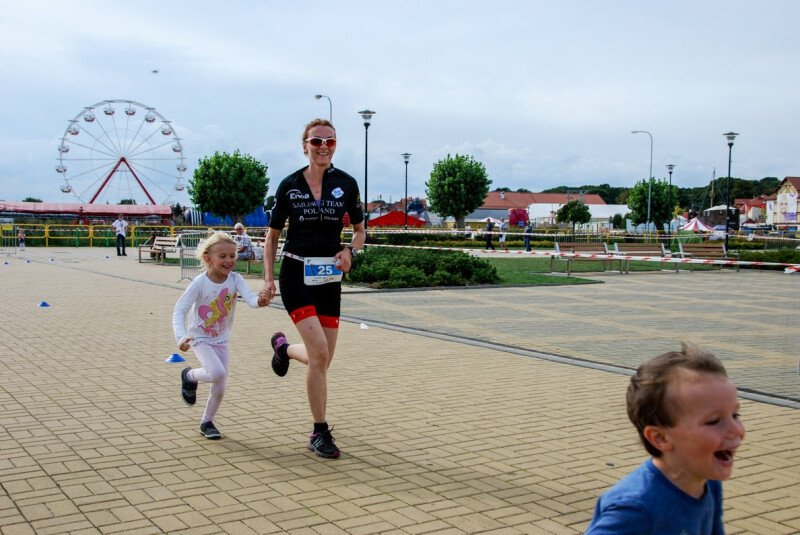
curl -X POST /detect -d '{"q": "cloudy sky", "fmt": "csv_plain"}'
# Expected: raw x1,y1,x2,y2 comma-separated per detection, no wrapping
1,1,798,207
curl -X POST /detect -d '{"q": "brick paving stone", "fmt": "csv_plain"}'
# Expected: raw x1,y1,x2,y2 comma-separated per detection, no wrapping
0,248,798,534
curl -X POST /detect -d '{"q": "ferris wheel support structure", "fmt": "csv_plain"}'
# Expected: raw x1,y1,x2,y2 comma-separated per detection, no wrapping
89,157,157,204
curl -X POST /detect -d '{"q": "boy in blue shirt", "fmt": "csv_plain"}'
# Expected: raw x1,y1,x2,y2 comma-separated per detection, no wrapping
586,343,745,534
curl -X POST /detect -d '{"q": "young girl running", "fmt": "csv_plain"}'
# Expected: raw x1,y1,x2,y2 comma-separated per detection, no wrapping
172,232,267,439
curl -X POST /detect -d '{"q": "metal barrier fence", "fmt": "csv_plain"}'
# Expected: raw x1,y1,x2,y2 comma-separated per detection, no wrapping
0,223,796,250
177,230,208,281
1,224,17,255
178,247,202,282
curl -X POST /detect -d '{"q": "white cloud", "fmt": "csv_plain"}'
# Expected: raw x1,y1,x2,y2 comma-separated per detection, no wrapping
1,0,799,204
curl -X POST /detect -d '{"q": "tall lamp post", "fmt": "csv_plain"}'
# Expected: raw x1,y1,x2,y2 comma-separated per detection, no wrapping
631,130,653,233
723,132,739,251
358,109,376,230
666,163,675,235
314,94,332,122
401,153,411,228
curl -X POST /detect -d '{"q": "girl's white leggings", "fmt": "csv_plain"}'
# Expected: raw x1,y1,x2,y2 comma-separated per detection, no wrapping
186,343,229,424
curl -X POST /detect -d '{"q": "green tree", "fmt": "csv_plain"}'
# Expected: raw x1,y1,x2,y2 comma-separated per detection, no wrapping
611,213,626,229
189,150,269,223
22,197,42,203
626,178,677,230
556,200,591,234
120,199,136,205
425,154,491,228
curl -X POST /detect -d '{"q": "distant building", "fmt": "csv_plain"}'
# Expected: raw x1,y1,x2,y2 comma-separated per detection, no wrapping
771,177,799,228
466,191,606,224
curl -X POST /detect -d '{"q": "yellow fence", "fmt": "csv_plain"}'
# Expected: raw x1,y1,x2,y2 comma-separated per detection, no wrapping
2,224,248,247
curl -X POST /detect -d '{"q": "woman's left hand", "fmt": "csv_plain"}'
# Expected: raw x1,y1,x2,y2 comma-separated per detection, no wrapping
334,249,352,273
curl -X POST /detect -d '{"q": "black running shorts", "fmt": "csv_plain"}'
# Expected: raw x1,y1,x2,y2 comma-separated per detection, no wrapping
279,256,341,327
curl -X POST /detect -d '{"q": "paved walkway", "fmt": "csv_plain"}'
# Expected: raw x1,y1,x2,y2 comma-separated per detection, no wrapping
1,247,799,534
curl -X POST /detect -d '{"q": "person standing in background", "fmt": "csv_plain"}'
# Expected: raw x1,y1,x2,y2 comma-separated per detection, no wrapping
112,214,129,256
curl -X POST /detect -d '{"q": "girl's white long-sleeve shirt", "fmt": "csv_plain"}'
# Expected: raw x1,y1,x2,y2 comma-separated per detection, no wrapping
172,271,260,345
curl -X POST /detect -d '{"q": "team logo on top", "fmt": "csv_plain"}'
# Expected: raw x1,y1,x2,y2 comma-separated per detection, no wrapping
288,189,310,200
332,187,344,199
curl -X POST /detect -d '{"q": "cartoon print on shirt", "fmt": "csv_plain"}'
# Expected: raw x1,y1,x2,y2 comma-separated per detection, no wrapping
197,288,237,337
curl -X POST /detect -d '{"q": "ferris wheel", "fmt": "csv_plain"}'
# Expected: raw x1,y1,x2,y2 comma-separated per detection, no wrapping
56,99,187,205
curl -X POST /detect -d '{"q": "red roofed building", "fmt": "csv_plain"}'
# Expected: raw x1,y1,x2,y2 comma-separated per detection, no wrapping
467,190,606,224
0,201,172,223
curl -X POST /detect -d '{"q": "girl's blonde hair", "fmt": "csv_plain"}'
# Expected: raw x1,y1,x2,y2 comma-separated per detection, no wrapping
196,231,236,269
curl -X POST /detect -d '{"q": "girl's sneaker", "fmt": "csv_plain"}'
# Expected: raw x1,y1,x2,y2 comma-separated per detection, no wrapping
200,421,221,439
271,332,290,377
181,367,197,405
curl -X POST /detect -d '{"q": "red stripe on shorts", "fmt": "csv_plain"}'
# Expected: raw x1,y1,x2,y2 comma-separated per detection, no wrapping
318,315,340,329
289,305,317,324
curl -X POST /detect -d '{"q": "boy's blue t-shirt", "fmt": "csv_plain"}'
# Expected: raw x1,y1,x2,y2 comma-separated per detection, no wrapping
585,459,724,535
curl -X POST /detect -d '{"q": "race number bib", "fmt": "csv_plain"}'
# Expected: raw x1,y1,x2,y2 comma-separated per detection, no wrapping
303,257,343,285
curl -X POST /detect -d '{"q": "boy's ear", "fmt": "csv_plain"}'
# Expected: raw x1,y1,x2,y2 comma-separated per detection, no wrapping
643,425,673,453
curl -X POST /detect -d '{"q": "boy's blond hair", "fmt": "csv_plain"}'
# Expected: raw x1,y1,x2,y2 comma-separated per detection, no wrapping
627,342,728,457
196,231,236,269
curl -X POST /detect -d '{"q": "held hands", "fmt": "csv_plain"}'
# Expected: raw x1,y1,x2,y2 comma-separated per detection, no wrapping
178,337,193,352
259,281,277,306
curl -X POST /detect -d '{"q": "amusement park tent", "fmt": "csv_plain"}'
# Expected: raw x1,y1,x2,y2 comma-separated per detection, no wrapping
0,201,172,220
367,210,426,228
681,217,713,232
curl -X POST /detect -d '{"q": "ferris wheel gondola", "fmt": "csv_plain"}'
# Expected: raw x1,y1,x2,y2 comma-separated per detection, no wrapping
56,99,187,205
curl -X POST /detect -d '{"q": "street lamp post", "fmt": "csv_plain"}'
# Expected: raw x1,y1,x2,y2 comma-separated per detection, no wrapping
723,132,739,251
631,130,653,233
401,153,411,228
314,94,332,122
358,110,376,230
666,163,675,235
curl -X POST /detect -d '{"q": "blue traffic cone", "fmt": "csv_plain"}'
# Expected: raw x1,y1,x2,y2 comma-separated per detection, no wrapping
165,353,185,363
38,301,50,307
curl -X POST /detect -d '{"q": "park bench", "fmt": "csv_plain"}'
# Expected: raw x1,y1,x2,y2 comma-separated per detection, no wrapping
678,242,740,272
609,242,676,273
241,237,265,274
138,235,181,264
553,241,621,275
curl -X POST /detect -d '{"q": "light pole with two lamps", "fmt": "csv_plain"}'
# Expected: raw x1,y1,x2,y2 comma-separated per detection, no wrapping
631,130,653,233
314,94,332,122
401,153,411,228
358,110,376,230
666,163,675,235
723,132,739,251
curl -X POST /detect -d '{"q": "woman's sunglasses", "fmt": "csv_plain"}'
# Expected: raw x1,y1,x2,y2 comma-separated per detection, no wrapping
304,137,337,148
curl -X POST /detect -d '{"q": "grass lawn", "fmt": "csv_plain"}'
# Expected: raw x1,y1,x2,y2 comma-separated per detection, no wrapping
228,257,595,287
484,257,597,285
173,250,714,286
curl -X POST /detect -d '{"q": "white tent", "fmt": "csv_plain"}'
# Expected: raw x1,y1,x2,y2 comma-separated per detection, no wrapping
480,216,502,225
681,218,713,232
